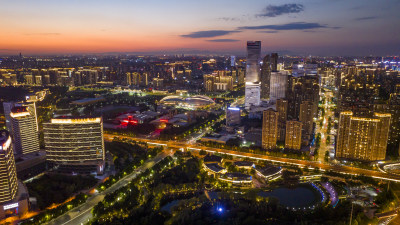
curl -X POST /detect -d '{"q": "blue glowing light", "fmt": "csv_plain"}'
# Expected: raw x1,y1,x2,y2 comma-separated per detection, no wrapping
228,107,240,111
218,207,223,212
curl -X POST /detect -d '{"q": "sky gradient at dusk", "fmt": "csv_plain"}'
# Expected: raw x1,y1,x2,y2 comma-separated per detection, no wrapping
1,0,400,56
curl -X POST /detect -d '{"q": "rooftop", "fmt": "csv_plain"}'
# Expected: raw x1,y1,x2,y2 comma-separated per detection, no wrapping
255,165,282,177
224,172,252,180
234,161,254,167
204,163,225,173
11,106,28,113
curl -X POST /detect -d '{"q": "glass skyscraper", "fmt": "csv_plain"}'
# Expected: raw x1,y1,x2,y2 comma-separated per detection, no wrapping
245,41,261,109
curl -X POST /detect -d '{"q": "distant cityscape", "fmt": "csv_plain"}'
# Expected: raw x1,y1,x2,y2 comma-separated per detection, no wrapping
0,39,399,224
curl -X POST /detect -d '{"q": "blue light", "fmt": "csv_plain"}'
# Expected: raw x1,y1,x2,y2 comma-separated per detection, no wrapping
218,207,223,212
228,107,240,111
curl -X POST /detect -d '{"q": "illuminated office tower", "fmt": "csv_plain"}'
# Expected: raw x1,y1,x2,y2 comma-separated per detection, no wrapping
336,112,391,161
0,130,18,205
276,99,288,141
4,102,38,134
285,120,302,150
269,71,288,102
262,109,278,150
299,100,314,138
226,107,241,127
245,41,261,109
44,117,105,174
260,54,271,100
10,106,40,155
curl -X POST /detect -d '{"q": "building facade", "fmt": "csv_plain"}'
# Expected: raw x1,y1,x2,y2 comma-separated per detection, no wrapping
0,130,18,204
262,109,279,149
270,71,288,102
245,41,261,109
285,120,302,150
276,99,288,142
336,111,391,161
10,106,40,156
299,100,315,138
44,117,105,174
226,107,241,127
260,54,271,100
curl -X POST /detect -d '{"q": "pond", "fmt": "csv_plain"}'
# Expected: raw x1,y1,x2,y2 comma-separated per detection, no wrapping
258,185,320,208
161,200,181,213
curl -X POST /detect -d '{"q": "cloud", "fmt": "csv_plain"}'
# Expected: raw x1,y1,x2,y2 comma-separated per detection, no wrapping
258,31,279,33
349,6,363,10
354,16,379,21
24,32,61,36
258,4,304,17
206,39,240,42
218,17,239,22
181,30,240,38
239,22,335,31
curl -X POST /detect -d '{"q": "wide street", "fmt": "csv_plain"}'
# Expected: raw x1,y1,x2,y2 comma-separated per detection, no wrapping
45,151,171,225
316,88,336,161
105,134,400,182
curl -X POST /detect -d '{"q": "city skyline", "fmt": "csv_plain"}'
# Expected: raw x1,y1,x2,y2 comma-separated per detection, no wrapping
1,0,400,56
1,1,400,224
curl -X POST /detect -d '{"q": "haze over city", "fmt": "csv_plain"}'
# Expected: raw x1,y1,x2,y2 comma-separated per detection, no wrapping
1,1,400,225
1,0,400,56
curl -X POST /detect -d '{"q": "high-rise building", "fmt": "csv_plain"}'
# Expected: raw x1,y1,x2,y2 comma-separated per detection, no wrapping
153,77,164,89
287,76,319,119
230,56,236,67
24,74,34,85
336,111,391,161
140,72,149,86
291,62,317,77
10,106,40,155
126,72,132,85
44,117,105,174
299,100,315,138
126,72,141,86
245,41,261,109
285,120,302,150
226,107,241,127
4,101,38,134
237,67,245,85
262,109,278,150
373,93,400,145
276,99,288,142
203,73,234,92
271,53,278,72
270,71,288,102
3,102,15,133
260,54,271,100
0,130,18,204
